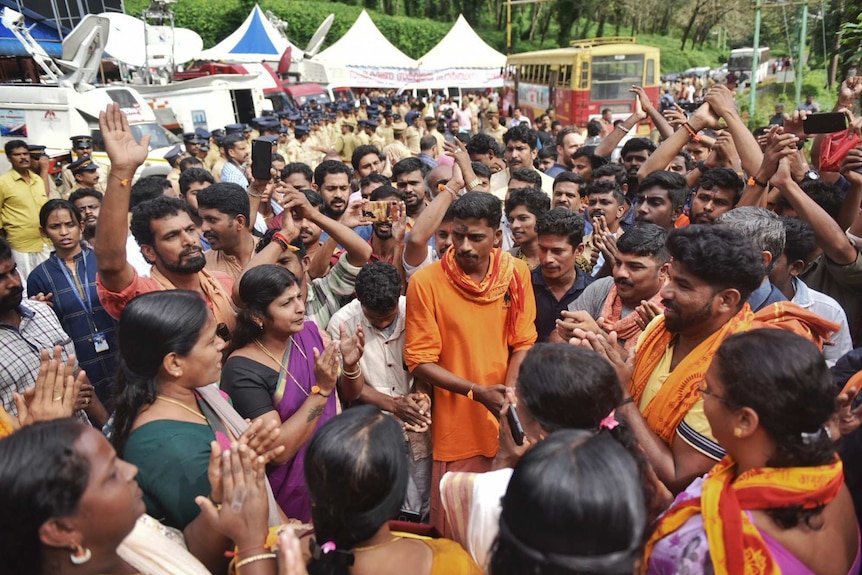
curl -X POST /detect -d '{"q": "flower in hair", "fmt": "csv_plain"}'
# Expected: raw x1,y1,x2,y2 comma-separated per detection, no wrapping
320,541,336,554
599,411,619,431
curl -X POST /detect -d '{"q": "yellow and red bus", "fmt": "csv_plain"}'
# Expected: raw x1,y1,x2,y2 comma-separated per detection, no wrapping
503,37,660,129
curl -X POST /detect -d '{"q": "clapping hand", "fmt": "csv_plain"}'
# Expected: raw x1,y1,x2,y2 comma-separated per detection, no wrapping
14,347,85,427
238,417,285,465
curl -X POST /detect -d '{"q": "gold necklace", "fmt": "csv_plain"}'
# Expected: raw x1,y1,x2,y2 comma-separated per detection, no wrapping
353,536,403,552
253,339,310,397
155,395,207,421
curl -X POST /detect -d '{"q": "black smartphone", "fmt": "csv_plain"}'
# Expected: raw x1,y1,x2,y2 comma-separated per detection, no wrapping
506,404,525,446
251,139,273,180
803,112,847,134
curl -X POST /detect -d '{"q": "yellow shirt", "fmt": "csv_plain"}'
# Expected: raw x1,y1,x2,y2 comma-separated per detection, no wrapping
637,342,720,457
0,170,49,252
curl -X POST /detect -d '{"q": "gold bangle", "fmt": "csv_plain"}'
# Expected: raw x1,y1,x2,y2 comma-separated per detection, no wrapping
343,365,362,378
234,552,277,570
465,177,481,191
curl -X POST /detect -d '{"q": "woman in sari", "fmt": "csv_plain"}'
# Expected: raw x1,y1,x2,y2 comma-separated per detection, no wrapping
302,405,482,575
645,329,861,575
221,264,363,521
110,290,282,571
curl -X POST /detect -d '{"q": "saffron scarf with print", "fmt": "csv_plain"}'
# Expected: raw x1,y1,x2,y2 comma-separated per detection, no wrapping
600,283,664,353
643,456,844,575
440,247,525,339
149,267,236,333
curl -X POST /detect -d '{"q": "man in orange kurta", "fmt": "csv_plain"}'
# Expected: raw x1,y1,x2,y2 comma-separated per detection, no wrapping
405,191,537,536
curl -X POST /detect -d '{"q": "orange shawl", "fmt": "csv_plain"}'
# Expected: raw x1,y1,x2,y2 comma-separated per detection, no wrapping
0,405,15,438
150,267,236,333
630,302,839,444
440,247,525,338
600,283,664,353
643,456,844,575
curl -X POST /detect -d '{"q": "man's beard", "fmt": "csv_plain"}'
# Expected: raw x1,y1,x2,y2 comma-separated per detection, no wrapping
663,296,714,333
83,223,97,240
0,286,24,312
155,247,206,274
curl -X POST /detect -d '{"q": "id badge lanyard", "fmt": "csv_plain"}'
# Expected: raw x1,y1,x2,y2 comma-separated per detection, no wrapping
57,251,98,334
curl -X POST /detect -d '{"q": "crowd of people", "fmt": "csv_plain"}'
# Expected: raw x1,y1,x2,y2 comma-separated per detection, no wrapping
2,71,862,575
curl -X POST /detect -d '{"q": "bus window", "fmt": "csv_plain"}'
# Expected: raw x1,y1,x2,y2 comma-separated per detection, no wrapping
647,59,655,85
580,62,589,90
590,54,644,101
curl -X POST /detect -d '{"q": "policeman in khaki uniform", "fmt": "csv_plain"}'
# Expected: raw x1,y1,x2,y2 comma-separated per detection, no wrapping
335,118,361,164
164,145,187,195
356,120,371,146
61,135,108,196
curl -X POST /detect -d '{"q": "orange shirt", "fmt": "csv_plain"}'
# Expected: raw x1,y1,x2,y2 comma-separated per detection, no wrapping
404,259,537,462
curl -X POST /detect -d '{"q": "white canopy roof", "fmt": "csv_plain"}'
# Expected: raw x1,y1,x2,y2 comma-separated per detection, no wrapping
418,15,505,71
197,4,298,63
313,10,416,87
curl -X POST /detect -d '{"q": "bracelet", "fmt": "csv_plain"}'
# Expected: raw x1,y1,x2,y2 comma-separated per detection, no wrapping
465,177,482,191
681,122,701,143
110,173,130,187
747,175,767,189
225,544,268,558
247,189,263,198
615,123,631,132
466,383,475,400
443,186,459,200
342,365,362,378
271,231,291,252
618,396,635,408
311,385,332,397
234,552,277,570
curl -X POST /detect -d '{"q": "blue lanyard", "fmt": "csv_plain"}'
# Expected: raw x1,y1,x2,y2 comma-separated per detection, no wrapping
57,250,94,318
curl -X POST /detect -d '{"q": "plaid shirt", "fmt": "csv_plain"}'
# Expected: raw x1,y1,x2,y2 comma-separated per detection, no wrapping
27,248,119,401
0,300,76,416
305,252,363,330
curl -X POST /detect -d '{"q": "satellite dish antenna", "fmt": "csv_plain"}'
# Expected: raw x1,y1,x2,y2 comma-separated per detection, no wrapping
304,14,334,58
102,13,147,67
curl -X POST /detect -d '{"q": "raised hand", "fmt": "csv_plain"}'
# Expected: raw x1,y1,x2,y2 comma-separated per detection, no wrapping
196,443,270,547
840,147,862,188
662,107,688,129
339,324,365,368
630,85,655,116
313,341,341,394
98,103,149,171
390,201,407,243
704,84,738,120
757,126,799,182
633,300,664,331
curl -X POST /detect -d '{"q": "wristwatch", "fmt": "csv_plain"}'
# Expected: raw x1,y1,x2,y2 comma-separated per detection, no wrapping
695,160,709,173
802,170,820,182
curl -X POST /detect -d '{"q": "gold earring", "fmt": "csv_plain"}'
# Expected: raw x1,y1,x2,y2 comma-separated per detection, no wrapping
734,428,743,438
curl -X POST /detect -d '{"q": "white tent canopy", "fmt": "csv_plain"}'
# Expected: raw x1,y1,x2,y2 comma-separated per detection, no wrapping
197,4,297,63
415,15,506,87
312,10,416,88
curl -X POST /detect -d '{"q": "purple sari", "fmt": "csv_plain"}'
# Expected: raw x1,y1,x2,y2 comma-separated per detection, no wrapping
267,322,337,521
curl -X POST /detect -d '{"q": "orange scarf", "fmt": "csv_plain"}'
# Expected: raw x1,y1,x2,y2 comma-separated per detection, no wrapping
440,247,525,338
630,305,756,444
630,301,839,444
150,267,236,333
600,283,664,353
643,456,844,575
0,405,15,438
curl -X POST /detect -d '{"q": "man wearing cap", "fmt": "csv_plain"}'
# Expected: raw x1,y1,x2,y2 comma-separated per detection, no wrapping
164,144,188,196
356,120,371,146
383,120,412,167
367,120,386,151
378,111,395,146
483,108,507,146
405,114,424,155
62,135,107,196
28,145,60,199
182,132,206,161
334,118,360,164
67,158,102,195
285,125,310,166
205,129,224,171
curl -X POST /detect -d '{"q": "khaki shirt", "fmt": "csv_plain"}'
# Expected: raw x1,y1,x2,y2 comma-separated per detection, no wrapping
405,126,422,154
484,124,508,146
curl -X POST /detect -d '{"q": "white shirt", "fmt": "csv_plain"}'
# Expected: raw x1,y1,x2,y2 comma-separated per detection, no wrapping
326,297,412,398
792,277,852,367
125,235,151,278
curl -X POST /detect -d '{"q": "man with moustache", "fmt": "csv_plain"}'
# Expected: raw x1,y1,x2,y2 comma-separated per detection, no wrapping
0,236,88,418
198,183,258,280
557,224,668,351
545,127,585,178
94,103,237,331
688,168,743,225
219,133,251,188
392,157,428,220
530,208,592,341
314,160,373,241
405,191,537,536
366,186,404,265
489,125,554,200
69,188,103,244
0,140,51,278
577,226,826,495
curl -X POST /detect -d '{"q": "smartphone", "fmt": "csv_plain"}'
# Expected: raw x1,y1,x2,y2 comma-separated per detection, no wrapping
803,112,847,134
251,139,273,180
363,200,393,223
840,372,862,405
506,404,525,446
